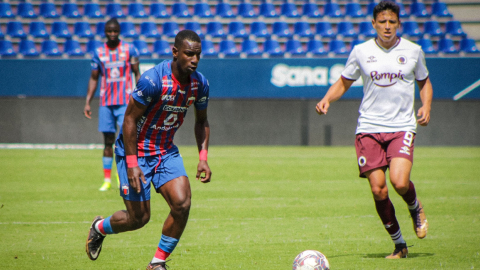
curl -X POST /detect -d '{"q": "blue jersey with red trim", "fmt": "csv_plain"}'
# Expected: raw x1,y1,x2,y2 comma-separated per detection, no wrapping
115,60,209,157
91,41,139,106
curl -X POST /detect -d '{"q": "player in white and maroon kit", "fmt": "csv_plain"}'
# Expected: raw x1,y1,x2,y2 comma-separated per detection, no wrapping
86,30,211,270
316,1,432,259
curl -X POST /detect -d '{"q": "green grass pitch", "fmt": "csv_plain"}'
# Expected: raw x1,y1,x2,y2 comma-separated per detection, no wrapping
0,146,479,269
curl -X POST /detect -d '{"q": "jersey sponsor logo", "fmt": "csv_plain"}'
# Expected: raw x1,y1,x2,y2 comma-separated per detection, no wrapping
162,79,173,88
105,61,125,68
164,105,187,112
397,55,407,65
367,56,377,63
110,67,120,78
399,146,411,155
191,81,199,91
145,76,156,86
106,77,126,83
150,123,180,131
370,71,406,87
162,95,175,101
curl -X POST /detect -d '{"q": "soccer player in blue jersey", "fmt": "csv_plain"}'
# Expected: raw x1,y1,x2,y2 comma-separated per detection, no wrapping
86,30,212,270
84,18,141,191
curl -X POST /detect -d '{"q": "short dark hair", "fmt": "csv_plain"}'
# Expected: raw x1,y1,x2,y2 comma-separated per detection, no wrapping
174,30,201,49
373,1,400,20
105,18,120,29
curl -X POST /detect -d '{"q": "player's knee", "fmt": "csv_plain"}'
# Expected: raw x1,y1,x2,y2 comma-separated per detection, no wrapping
371,186,387,199
171,198,191,217
129,214,150,230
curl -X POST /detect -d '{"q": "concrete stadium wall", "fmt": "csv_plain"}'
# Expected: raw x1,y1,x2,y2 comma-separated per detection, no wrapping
0,98,479,146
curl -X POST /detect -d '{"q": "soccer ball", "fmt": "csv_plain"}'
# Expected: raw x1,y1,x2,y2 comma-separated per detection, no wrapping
292,250,330,270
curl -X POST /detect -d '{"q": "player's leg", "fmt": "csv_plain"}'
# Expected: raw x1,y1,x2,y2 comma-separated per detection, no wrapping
86,199,151,260
387,131,428,239
99,132,115,191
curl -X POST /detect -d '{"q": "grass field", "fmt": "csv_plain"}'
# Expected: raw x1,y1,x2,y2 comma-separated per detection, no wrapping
0,146,479,269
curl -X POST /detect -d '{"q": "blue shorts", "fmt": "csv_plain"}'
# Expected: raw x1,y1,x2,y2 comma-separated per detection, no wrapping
98,105,127,133
116,152,188,201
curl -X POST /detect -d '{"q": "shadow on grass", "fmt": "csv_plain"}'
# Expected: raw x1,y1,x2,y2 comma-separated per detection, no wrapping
363,253,435,259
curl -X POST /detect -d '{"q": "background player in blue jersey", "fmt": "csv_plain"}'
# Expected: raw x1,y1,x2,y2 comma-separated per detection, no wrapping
86,30,211,270
84,18,141,191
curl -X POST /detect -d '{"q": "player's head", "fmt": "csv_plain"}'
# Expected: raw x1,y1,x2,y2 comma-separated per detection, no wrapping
172,30,202,75
105,18,120,45
372,1,400,46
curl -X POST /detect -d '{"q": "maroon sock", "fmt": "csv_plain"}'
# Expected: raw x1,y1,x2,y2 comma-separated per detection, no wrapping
401,181,417,207
375,198,400,236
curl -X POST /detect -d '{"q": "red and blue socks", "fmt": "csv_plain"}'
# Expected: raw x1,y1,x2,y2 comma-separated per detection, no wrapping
103,157,113,183
151,235,179,264
94,216,115,236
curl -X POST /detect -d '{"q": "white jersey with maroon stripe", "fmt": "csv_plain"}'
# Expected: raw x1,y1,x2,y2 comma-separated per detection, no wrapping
342,38,429,134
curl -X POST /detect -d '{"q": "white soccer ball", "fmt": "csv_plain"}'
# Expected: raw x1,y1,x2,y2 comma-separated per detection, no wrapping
292,250,330,270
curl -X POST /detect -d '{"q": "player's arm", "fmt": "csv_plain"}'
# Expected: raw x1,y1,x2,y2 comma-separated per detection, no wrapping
123,96,148,193
316,76,355,115
131,57,141,83
194,108,211,183
84,69,100,119
416,77,433,126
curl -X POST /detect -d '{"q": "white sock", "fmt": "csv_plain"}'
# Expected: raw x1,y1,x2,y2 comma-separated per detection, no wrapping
151,257,165,264
407,199,419,210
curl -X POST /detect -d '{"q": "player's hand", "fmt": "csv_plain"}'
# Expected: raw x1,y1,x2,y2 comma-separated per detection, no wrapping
196,161,211,183
84,104,92,119
417,106,431,126
316,100,329,115
127,166,146,193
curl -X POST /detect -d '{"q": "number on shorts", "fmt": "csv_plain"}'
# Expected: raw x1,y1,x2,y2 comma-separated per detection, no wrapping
164,114,178,126
403,131,414,147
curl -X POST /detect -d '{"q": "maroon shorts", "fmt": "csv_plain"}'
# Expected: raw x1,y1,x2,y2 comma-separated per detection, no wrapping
355,131,415,178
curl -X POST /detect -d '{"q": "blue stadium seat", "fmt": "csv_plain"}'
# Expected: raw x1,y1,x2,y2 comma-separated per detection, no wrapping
366,2,376,17
0,40,16,57
193,2,213,18
329,40,348,55
133,40,151,57
41,40,62,57
460,38,480,54
74,22,94,39
316,22,335,39
153,39,171,56
162,22,179,38
337,21,357,38
0,27,3,39
241,39,262,56
128,3,147,18
96,22,105,38
238,2,256,18
84,3,103,19
285,39,305,56
307,39,327,56
215,2,235,18
445,21,466,37
201,39,217,57
294,21,314,38
263,39,284,57
19,39,39,57
272,22,292,38
62,3,81,19
417,38,438,54
423,21,443,37
64,39,84,56
150,3,169,18
358,21,376,38
51,21,71,39
281,3,300,18
431,2,453,18
402,21,422,38
410,2,430,18
302,3,321,18
250,21,270,38
219,39,240,57
87,39,102,54
345,3,364,18
184,21,204,39
17,2,37,18
172,2,191,18
120,22,138,39
350,39,365,50
140,22,160,38
397,2,409,18
7,21,27,39
324,3,343,18
0,3,14,18
106,3,126,18
259,3,278,18
29,21,49,39
206,21,226,38
228,21,248,38
438,37,458,54
39,3,59,18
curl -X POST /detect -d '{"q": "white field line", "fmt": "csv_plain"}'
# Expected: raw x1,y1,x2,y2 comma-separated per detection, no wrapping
0,144,104,150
